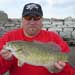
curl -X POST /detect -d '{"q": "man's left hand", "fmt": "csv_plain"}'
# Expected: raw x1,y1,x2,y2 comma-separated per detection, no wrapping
53,61,66,73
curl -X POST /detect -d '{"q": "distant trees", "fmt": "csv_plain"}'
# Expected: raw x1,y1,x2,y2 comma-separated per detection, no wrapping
0,10,8,23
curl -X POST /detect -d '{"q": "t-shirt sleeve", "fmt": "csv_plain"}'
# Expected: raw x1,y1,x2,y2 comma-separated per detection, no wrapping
48,32,74,75
0,32,17,74
0,56,17,74
49,32,70,53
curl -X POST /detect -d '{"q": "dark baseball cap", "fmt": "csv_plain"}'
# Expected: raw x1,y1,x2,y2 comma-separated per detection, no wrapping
22,3,43,17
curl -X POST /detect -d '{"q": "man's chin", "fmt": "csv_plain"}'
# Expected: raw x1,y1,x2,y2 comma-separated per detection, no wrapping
26,32,39,37
28,33,37,36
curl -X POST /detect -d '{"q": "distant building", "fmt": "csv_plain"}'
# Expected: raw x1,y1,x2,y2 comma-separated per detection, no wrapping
42,18,51,29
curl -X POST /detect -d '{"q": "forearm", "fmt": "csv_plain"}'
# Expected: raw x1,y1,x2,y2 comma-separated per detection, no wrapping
52,63,74,75
0,56,17,74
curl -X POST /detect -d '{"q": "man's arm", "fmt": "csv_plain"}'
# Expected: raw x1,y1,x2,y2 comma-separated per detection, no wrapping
0,32,17,74
48,32,75,74
53,62,75,75
0,55,17,74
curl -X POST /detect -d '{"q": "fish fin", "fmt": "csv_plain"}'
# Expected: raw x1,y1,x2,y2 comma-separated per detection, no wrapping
18,60,25,67
33,41,62,53
47,42,62,53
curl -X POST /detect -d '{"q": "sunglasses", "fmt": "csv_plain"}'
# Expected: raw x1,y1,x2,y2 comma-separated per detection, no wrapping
24,16,41,21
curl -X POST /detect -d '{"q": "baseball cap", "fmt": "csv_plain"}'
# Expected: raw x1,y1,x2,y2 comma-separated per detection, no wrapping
22,3,43,17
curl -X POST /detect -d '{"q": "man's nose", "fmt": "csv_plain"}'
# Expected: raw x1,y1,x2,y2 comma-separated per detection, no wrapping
30,18,35,21
29,19,36,24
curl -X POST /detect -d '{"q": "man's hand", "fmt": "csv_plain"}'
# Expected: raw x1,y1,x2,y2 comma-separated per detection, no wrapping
53,61,66,73
0,49,13,60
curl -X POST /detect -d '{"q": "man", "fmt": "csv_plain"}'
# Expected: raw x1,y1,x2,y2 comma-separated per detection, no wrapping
0,3,74,75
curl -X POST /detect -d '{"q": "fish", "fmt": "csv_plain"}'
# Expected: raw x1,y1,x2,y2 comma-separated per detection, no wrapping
3,40,74,73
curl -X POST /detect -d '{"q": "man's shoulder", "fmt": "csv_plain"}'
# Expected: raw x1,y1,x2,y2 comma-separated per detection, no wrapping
41,30,60,39
2,28,23,37
41,30,58,35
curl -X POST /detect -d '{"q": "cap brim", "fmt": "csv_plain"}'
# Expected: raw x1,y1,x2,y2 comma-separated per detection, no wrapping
22,11,42,17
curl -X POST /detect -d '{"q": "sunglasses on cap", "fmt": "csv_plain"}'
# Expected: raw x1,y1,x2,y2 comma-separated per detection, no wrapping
23,15,42,21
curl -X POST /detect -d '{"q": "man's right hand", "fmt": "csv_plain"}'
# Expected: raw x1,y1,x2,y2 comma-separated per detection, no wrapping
0,49,13,60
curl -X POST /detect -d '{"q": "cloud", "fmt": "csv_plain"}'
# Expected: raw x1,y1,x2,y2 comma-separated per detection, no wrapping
0,0,74,18
42,0,74,18
0,0,15,6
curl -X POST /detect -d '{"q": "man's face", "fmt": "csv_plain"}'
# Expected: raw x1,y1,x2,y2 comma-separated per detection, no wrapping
22,15,43,37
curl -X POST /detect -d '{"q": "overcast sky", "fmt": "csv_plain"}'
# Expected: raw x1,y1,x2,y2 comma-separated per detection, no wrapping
0,0,74,19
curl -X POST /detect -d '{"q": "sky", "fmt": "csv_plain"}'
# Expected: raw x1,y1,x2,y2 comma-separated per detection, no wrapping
0,0,74,19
